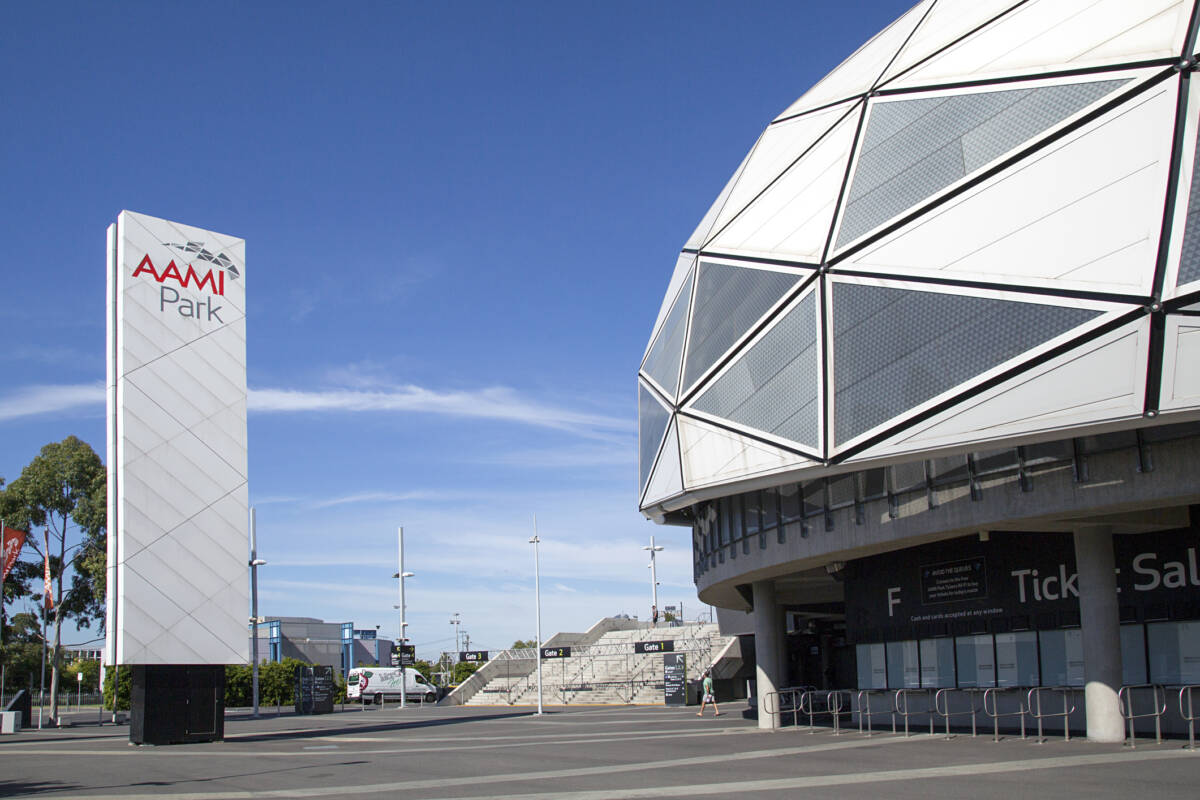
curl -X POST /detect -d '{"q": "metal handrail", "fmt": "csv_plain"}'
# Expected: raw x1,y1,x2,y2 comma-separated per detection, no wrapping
1027,686,1076,744
799,688,830,733
934,688,983,739
1119,683,1166,748
893,688,935,737
827,690,853,736
761,686,808,728
856,689,895,737
983,687,1027,742
1178,685,1200,751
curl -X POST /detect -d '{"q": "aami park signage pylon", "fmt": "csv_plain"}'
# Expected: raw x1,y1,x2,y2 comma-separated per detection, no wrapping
105,210,248,744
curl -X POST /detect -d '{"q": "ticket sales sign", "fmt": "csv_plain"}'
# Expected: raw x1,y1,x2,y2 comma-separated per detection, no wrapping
105,210,248,667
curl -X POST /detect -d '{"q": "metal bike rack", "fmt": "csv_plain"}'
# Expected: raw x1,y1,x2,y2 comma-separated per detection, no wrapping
1027,686,1076,744
1179,685,1199,752
983,687,1027,742
856,690,895,736
934,688,983,739
893,688,935,737
799,688,831,733
1119,684,1166,748
761,686,808,728
827,690,853,736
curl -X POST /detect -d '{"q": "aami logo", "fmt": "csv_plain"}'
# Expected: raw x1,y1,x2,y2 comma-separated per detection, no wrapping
131,241,239,324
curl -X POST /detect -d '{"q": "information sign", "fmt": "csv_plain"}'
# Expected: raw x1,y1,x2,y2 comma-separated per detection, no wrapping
460,650,489,663
663,653,686,705
541,646,571,659
634,640,675,654
390,644,415,667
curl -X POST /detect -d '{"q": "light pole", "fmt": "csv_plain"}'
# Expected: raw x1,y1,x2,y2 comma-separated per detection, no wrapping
249,507,267,718
529,516,543,715
392,526,414,709
643,535,663,623
449,612,461,665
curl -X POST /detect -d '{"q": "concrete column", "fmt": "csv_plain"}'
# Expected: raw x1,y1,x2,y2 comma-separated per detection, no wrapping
753,579,783,729
1073,527,1124,743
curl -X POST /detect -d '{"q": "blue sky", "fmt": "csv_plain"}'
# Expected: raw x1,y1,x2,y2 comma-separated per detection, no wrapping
0,0,912,659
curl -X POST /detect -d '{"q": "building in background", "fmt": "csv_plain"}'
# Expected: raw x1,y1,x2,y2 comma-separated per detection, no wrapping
639,0,1200,741
251,617,394,679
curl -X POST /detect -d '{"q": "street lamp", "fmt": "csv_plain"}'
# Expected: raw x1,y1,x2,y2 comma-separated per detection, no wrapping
643,535,664,624
249,507,267,718
529,516,543,715
392,526,415,709
449,612,462,661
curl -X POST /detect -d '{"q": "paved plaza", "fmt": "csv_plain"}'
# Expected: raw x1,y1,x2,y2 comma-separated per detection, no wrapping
1,704,1198,799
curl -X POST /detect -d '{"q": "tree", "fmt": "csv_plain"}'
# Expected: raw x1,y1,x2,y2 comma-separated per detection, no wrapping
511,639,537,650
0,436,107,724
452,661,479,684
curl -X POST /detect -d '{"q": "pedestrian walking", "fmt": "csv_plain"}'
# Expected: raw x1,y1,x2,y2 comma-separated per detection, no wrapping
697,669,720,717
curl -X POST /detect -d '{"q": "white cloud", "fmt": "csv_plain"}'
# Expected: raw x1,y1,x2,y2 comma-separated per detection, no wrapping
0,383,104,421
248,385,632,437
0,381,633,440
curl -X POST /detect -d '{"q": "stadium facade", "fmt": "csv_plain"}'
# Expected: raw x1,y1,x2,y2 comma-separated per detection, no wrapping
639,0,1200,740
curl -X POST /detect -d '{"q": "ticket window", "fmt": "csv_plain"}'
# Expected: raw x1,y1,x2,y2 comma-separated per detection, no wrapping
856,642,886,690
919,638,955,688
886,640,920,689
955,634,996,688
1147,620,1200,685
995,632,1039,687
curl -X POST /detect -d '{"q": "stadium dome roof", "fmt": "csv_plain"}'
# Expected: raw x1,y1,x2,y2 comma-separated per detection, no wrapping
639,0,1200,515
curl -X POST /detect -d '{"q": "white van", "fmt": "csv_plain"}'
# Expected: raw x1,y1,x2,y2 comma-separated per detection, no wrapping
346,667,438,704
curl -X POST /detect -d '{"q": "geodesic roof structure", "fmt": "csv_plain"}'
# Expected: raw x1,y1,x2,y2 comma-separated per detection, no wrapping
639,0,1200,515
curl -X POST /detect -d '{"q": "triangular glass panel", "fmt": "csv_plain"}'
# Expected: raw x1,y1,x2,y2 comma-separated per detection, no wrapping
685,147,754,251
832,282,1105,447
643,419,683,506
682,262,804,394
774,1,929,120
676,415,812,488
835,77,1130,249
885,0,1190,91
1177,106,1200,289
691,291,819,449
639,383,672,493
641,267,694,399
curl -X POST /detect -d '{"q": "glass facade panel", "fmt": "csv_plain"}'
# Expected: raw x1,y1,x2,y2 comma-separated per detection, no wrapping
955,634,995,688
886,639,920,688
995,631,1039,687
857,642,887,689
1122,624,1148,686
919,638,955,688
1038,629,1084,687
744,491,762,536
780,483,801,525
1147,620,1200,685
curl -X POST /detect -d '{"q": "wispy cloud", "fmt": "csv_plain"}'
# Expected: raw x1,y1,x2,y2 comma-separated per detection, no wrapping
0,383,104,421
309,490,454,509
0,381,633,439
248,385,633,436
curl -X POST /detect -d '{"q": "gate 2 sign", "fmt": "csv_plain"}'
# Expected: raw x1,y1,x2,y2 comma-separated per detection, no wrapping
541,647,571,659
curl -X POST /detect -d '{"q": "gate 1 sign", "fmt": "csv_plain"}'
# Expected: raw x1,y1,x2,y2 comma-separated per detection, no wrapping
105,210,248,668
663,653,686,705
634,640,675,654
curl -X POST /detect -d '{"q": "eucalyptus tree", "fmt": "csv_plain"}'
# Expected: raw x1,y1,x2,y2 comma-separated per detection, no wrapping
0,436,106,723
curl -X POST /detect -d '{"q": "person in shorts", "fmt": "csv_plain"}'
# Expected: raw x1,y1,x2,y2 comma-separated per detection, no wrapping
697,669,720,716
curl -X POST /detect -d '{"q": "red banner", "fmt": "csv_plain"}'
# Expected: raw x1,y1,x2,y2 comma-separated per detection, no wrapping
1,525,26,582
43,529,54,612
